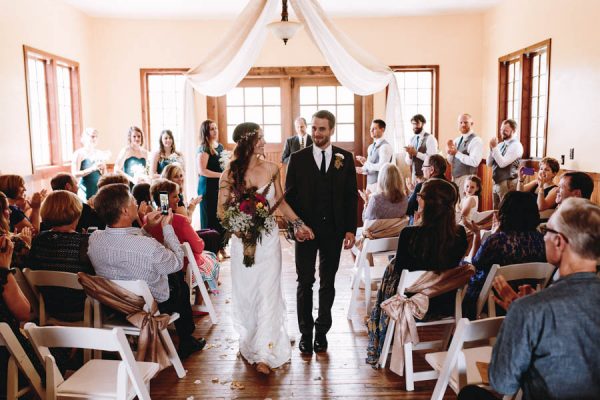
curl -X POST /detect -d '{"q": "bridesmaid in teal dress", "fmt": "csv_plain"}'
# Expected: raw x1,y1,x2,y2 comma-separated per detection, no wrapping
71,128,108,200
115,126,149,186
149,129,185,177
197,119,225,252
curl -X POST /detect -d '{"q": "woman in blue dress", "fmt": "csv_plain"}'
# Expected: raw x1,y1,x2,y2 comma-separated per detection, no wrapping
71,128,109,200
114,126,149,186
197,120,225,253
149,129,185,177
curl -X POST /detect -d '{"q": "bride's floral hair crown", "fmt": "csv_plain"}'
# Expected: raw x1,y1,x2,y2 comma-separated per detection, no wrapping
232,122,261,144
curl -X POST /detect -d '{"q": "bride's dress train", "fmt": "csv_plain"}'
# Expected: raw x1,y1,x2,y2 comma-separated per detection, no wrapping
230,182,291,368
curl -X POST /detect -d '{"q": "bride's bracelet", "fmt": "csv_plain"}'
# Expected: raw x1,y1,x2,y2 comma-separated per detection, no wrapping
291,218,305,231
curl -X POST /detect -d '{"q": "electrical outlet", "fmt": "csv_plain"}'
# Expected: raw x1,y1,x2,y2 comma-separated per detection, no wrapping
561,155,565,165
569,148,575,160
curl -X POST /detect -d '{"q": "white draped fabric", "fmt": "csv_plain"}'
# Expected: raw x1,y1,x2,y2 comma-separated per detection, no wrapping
182,0,406,227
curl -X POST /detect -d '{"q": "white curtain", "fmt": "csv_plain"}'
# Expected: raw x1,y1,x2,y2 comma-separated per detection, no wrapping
182,0,406,227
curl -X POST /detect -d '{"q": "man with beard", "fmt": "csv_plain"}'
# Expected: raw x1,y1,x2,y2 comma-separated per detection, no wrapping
404,114,438,179
487,119,524,208
447,113,484,200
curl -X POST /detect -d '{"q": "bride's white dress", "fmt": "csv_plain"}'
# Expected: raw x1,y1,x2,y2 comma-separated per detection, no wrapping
230,182,291,368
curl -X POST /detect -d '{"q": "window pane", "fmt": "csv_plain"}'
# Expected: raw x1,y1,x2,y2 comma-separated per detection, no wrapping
507,82,514,102
227,125,236,143
404,72,418,88
515,61,521,81
336,124,354,142
395,70,435,144
56,65,73,162
227,106,244,126
244,87,262,106
27,57,51,166
263,87,280,105
537,116,545,138
146,74,186,151
539,75,548,96
337,86,354,104
404,89,418,105
300,105,317,122
300,86,317,104
508,63,514,82
263,106,281,124
263,125,281,143
337,105,354,123
226,88,244,106
245,106,263,124
540,52,547,75
531,97,538,117
530,137,538,158
538,95,547,117
317,86,336,104
418,71,432,88
530,118,538,139
532,55,540,76
531,76,539,97
418,88,432,105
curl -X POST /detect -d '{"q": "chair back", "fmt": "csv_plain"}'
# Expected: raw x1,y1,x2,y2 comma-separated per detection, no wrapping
111,279,156,313
23,268,84,291
476,262,555,318
397,269,427,295
0,323,45,399
363,236,399,255
181,242,219,325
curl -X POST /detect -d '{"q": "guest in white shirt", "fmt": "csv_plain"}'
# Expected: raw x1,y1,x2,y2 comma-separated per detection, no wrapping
487,119,524,209
404,114,438,179
282,117,313,164
447,113,483,199
356,119,393,192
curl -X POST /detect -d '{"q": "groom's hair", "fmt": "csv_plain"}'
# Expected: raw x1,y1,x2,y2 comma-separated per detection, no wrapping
313,110,336,129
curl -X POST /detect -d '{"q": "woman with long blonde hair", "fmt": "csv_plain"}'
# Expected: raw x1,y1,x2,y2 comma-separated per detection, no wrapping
114,126,148,186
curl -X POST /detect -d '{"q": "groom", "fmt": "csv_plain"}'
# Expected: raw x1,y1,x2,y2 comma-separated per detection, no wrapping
285,110,358,354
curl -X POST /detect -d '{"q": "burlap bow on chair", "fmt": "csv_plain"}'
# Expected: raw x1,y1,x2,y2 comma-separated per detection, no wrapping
380,264,475,376
77,272,172,370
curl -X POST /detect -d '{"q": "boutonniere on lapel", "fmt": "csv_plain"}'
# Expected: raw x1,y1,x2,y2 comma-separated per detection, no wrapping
334,153,344,170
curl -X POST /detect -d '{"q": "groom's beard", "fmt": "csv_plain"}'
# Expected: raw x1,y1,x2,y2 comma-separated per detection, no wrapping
313,136,330,148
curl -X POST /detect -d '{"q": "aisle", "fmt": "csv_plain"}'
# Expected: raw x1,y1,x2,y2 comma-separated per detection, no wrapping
150,234,454,399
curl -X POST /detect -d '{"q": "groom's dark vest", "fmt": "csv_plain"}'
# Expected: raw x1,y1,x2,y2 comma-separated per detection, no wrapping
316,165,335,223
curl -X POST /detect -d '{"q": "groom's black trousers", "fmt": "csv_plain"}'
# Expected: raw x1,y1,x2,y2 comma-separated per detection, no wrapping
295,220,344,337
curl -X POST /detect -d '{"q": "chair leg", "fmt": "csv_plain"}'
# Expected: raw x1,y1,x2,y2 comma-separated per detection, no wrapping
404,342,415,391
378,319,395,368
347,265,363,319
192,269,219,325
159,329,186,378
7,356,18,400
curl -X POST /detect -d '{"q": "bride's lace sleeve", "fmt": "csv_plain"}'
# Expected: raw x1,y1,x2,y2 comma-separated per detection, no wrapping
217,169,234,220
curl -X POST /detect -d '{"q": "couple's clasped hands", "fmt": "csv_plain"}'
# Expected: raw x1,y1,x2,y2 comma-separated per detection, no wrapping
294,225,355,250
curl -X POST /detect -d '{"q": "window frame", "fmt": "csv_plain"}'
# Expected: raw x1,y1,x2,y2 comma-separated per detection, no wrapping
23,45,82,174
389,65,440,140
498,39,551,159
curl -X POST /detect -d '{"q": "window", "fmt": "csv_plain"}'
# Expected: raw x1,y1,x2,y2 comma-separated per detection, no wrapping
298,84,355,142
498,39,551,158
391,66,439,145
23,46,82,169
140,69,187,152
226,84,282,143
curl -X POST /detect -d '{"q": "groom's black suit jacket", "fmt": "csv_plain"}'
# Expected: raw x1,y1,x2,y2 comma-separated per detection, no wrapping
285,145,358,236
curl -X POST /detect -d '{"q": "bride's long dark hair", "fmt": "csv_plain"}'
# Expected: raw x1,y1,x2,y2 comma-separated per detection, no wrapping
229,122,261,192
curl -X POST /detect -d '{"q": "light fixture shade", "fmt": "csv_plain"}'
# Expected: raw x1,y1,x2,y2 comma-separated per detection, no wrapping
267,20,302,44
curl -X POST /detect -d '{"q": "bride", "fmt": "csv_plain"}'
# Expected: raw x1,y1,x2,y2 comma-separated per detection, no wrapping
217,122,314,375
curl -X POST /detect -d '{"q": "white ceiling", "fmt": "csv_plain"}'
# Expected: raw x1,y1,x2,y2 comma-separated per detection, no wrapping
60,0,501,20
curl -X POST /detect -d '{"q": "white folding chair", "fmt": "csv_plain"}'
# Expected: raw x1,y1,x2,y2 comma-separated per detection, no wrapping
182,242,219,325
347,236,399,319
22,268,92,328
13,268,39,320
377,269,467,391
0,323,45,400
25,323,159,400
92,279,186,378
475,262,555,319
425,317,513,400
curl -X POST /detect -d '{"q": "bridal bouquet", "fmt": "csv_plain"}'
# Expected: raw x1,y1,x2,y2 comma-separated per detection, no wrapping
220,183,280,267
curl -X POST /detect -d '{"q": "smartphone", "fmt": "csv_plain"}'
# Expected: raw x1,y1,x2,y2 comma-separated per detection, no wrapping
522,167,535,176
159,191,169,215
87,226,98,234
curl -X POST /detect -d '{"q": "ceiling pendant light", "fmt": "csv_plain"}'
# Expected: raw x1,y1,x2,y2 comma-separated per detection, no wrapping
267,0,302,45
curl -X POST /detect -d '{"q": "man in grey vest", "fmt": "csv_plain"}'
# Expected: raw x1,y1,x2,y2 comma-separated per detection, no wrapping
487,119,523,209
404,114,438,179
356,119,393,192
447,113,483,199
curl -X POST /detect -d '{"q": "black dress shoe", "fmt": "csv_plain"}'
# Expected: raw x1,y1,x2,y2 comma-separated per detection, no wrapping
178,337,207,359
314,334,328,353
299,335,313,354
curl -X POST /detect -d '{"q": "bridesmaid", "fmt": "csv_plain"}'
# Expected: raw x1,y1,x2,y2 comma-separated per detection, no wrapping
149,129,184,177
114,126,148,186
71,128,108,200
197,119,225,253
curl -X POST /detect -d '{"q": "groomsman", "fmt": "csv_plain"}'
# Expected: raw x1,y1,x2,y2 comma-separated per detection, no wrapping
282,117,313,164
487,119,523,209
447,113,483,199
404,114,438,179
356,119,393,192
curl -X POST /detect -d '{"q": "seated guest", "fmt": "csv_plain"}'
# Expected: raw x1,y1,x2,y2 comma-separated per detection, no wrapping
48,173,105,232
0,191,32,268
517,157,559,211
366,179,467,364
132,183,152,207
148,179,220,293
458,175,481,224
362,163,408,221
556,171,594,205
27,191,94,316
87,183,205,358
97,173,130,189
459,198,600,399
0,174,45,233
462,191,545,319
161,163,201,218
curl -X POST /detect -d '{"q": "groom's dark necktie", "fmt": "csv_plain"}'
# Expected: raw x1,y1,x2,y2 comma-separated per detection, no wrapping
320,150,326,175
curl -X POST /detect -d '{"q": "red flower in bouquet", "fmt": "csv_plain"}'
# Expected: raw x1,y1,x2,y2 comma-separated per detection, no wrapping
239,199,254,215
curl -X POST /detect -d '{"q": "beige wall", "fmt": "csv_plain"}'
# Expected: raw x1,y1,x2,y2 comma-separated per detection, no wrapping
481,0,600,172
0,0,92,176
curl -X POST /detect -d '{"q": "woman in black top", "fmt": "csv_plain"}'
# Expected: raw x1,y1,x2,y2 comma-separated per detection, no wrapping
366,178,467,364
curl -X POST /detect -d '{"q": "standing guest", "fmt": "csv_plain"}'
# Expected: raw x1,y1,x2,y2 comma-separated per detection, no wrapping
366,179,467,364
556,171,594,205
447,113,483,199
27,191,94,316
149,130,184,176
71,128,108,201
356,120,394,192
88,183,206,359
282,117,313,165
487,119,523,209
462,191,545,319
404,114,438,179
197,120,225,254
49,173,105,232
162,164,201,218
114,126,148,186
517,157,559,211
0,174,45,233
